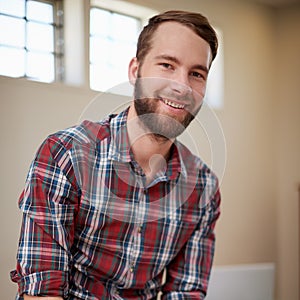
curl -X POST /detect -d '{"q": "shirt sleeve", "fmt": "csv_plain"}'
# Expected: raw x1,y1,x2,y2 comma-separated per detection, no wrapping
10,136,79,298
161,185,221,300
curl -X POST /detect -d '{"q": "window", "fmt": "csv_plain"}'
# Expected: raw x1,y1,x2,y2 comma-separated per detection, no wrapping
89,7,141,92
204,28,224,109
0,0,63,82
0,0,224,109
89,1,224,108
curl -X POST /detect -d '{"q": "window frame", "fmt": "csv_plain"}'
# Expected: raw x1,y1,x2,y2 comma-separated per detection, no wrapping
0,0,64,82
89,5,142,92
88,0,157,94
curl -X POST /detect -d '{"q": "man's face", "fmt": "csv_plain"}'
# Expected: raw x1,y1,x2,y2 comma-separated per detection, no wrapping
130,21,212,139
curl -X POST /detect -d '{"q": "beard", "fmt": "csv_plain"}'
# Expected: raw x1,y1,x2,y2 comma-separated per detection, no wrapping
133,76,199,140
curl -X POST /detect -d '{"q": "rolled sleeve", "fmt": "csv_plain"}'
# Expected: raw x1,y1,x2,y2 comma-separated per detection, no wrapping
162,291,205,300
11,269,69,298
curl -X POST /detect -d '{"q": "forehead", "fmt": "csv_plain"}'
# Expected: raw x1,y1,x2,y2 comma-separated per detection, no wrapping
148,21,211,65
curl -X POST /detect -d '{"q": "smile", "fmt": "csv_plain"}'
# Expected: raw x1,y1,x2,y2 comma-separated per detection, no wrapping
161,98,185,109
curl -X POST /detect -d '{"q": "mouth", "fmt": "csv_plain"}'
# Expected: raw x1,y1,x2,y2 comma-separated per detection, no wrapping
160,98,185,109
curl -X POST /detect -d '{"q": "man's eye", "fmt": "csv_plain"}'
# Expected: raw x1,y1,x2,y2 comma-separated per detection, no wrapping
191,71,205,79
160,63,172,69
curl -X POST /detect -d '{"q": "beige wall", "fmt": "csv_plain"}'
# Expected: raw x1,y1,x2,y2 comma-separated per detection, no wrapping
0,0,299,299
275,5,300,300
0,80,96,297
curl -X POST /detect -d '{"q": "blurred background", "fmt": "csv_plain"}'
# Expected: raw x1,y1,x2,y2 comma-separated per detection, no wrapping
0,0,299,299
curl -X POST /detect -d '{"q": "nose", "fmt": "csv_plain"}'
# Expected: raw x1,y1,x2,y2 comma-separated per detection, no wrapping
170,71,192,96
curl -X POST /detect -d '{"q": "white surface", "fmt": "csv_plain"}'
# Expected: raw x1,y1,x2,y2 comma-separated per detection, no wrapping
206,263,275,300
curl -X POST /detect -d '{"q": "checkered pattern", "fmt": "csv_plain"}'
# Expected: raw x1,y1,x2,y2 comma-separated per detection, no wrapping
11,108,221,299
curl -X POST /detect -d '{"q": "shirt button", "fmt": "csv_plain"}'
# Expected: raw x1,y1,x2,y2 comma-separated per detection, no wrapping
130,266,134,273
138,225,142,233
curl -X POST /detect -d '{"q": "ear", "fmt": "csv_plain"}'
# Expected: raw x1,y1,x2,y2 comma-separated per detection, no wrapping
128,57,139,85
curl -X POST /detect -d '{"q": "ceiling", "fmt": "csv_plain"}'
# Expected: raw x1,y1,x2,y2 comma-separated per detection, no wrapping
250,0,300,7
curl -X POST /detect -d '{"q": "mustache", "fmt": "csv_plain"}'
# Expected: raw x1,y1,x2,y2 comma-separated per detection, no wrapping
133,76,201,114
134,88,195,105
155,92,194,104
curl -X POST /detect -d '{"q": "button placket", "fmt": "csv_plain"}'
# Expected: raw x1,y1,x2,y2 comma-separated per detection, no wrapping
127,183,147,276
138,224,143,233
130,264,134,273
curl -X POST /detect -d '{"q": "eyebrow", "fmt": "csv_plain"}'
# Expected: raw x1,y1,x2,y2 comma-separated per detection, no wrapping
154,54,209,74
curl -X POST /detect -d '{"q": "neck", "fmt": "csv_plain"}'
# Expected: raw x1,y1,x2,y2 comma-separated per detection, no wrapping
127,104,174,177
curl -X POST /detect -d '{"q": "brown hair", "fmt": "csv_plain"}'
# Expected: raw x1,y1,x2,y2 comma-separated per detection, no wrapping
136,10,218,66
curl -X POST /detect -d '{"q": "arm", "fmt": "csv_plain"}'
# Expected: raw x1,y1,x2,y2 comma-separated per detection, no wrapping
11,136,79,298
162,187,221,299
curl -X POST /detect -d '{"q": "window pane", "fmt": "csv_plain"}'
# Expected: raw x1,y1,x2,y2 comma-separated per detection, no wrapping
90,7,141,92
0,46,25,77
111,13,139,42
90,63,116,92
0,0,25,17
27,0,53,23
27,21,54,52
111,40,135,67
27,51,54,82
90,61,129,92
90,8,110,37
204,29,224,109
90,36,112,64
0,15,25,47
0,0,62,83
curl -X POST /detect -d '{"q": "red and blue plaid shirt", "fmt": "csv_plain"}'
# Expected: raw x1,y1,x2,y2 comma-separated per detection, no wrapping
11,108,221,299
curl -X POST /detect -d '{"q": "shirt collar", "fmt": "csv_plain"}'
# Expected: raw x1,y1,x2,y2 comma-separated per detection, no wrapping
107,108,188,181
107,108,132,162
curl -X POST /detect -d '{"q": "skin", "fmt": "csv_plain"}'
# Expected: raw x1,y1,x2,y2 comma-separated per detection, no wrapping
23,21,212,300
127,21,212,180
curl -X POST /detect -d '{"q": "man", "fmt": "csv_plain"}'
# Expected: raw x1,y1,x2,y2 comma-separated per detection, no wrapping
11,10,221,299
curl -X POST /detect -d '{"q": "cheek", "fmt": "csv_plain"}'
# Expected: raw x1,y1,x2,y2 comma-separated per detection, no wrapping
144,79,170,97
191,87,206,109
192,83,206,100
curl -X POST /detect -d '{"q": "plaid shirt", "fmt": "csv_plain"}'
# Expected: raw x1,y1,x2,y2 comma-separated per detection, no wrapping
11,108,221,300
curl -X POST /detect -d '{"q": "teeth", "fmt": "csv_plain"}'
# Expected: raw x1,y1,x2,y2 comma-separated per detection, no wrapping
163,99,185,109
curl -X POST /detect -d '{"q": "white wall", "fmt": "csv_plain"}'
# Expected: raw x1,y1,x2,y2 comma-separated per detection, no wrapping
1,0,299,299
206,263,275,300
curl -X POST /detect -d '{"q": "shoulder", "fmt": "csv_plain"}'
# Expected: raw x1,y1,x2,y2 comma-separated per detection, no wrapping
51,118,111,148
32,116,115,167
42,116,115,154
